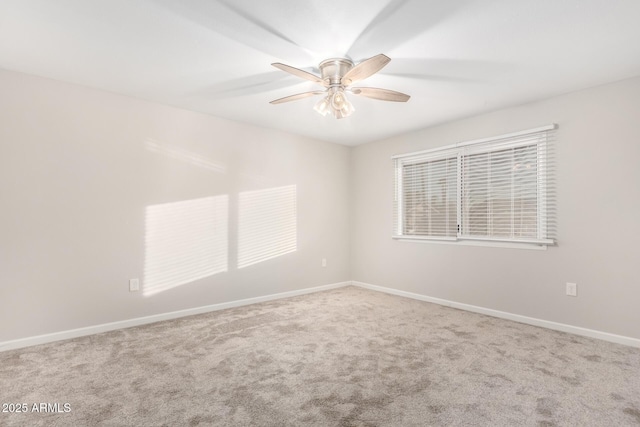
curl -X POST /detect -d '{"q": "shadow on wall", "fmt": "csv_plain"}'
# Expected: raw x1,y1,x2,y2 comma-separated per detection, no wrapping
143,185,298,296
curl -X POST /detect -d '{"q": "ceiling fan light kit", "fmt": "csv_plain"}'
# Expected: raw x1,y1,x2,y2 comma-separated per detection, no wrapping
270,54,410,119
314,86,355,119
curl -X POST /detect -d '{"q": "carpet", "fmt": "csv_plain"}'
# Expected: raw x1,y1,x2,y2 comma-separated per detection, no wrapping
1,286,639,426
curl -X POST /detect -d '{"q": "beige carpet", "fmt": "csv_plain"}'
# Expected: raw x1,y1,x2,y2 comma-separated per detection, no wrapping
1,286,639,426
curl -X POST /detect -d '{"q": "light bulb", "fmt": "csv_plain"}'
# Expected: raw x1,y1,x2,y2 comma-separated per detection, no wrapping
341,98,355,117
314,96,329,116
331,90,346,110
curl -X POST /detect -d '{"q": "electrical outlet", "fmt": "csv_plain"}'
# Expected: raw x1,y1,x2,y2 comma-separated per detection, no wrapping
566,282,577,297
322,258,327,268
129,278,140,292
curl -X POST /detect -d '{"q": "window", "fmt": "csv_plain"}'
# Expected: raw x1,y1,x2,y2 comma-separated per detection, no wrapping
393,125,556,247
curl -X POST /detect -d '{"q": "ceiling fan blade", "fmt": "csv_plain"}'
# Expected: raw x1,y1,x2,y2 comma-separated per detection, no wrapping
269,91,325,104
272,63,324,86
341,54,391,86
351,87,410,102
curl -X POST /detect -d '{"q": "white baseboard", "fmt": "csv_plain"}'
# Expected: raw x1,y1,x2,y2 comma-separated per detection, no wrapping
352,281,640,349
4,280,638,352
0,281,351,352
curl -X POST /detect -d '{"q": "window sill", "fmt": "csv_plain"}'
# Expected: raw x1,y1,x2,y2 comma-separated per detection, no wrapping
392,236,551,251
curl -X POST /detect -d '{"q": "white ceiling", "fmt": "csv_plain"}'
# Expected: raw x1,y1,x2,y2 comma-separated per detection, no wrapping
1,0,640,146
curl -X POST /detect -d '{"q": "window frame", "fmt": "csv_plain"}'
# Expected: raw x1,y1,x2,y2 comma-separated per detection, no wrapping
393,125,556,249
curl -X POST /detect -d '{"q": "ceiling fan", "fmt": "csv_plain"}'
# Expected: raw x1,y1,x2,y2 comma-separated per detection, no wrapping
269,54,410,119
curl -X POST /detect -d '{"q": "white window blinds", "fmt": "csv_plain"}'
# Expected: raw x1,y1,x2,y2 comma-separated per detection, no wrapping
393,125,556,246
397,153,458,239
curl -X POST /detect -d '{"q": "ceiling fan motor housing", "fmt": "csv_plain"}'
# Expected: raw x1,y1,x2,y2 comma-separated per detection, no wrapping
319,58,354,86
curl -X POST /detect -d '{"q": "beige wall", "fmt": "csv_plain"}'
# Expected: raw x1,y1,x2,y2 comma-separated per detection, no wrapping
350,75,640,339
2,68,640,344
0,69,351,342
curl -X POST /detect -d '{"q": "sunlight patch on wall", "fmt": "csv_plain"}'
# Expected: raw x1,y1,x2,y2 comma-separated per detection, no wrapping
237,185,297,269
145,138,226,174
144,196,228,296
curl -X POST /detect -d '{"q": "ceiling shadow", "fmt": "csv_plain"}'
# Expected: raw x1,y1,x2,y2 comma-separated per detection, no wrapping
382,58,512,83
154,0,491,101
383,72,476,84
193,71,304,100
152,0,313,62
346,0,473,60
